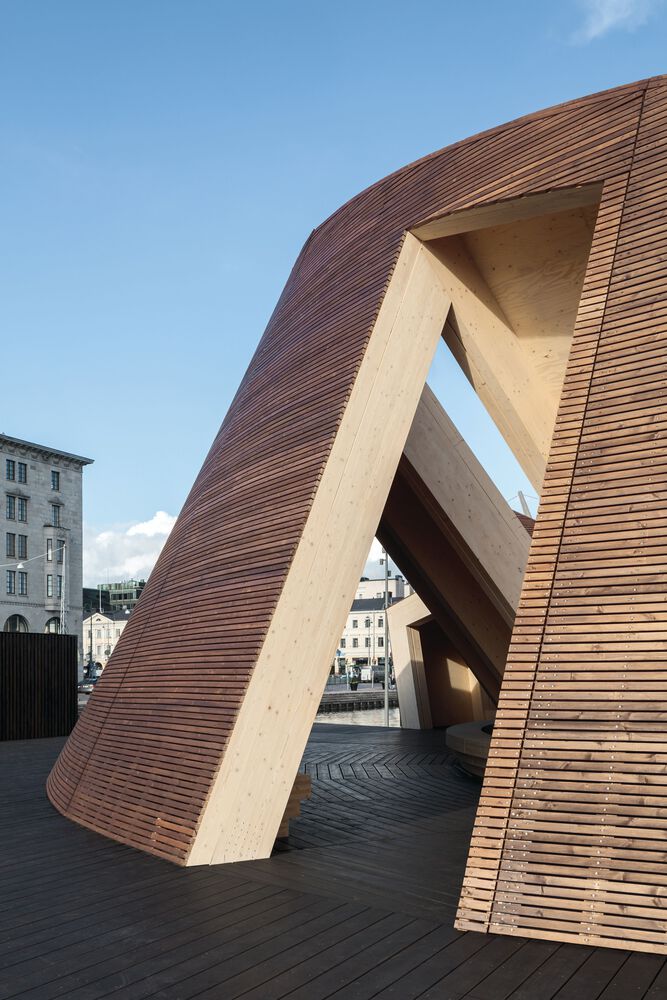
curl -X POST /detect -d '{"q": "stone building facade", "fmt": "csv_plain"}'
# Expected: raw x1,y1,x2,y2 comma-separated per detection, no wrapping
0,434,92,643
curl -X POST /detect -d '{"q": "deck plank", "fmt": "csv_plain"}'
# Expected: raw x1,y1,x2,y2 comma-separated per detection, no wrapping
0,723,664,999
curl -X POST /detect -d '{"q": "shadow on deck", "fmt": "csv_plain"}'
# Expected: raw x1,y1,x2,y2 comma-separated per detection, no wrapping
0,724,665,999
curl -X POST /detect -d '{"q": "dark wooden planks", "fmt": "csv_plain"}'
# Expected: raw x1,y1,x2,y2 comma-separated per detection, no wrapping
0,633,77,740
4,726,667,999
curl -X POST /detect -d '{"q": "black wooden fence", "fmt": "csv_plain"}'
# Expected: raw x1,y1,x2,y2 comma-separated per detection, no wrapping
0,632,78,739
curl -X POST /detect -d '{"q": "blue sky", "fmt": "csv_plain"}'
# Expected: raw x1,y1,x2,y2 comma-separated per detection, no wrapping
1,0,665,583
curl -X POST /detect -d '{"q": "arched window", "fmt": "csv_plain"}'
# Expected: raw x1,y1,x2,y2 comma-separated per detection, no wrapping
4,614,29,633
44,618,60,634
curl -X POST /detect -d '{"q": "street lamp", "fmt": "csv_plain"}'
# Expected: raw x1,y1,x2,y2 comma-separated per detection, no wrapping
379,548,391,727
82,603,96,677
12,540,69,635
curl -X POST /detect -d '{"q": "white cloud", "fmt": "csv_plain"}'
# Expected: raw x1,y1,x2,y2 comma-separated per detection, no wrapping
84,523,399,591
126,511,177,538
573,0,659,41
83,510,176,587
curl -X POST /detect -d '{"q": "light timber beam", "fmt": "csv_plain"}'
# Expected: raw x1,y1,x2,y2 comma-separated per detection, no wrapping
429,240,554,490
380,386,532,702
188,235,452,864
403,385,530,620
412,183,601,241
388,593,433,729
389,593,496,730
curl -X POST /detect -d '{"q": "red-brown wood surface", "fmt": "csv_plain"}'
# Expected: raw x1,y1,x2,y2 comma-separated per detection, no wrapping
48,79,657,878
458,78,667,953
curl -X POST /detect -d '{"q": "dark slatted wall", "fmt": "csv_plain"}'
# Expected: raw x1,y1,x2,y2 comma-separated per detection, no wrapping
49,80,651,865
0,633,77,740
458,79,667,953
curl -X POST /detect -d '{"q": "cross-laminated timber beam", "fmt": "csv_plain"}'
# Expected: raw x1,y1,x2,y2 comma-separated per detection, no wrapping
381,386,531,703
401,385,530,621
385,386,531,723
389,593,497,730
187,236,452,864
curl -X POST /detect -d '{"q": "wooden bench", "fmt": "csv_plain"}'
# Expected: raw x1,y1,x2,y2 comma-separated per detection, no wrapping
276,772,312,839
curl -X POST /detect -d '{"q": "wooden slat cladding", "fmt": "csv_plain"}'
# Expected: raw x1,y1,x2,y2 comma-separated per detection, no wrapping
49,79,654,867
457,79,667,953
0,633,77,740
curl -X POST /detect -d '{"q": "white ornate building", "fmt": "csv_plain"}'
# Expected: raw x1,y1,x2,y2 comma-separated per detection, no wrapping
82,609,131,669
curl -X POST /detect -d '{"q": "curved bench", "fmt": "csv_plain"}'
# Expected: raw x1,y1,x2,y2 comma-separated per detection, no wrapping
445,721,493,779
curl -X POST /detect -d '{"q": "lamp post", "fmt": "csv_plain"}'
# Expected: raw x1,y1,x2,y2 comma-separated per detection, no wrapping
12,540,69,636
366,616,372,687
58,541,67,636
82,604,95,678
379,548,390,727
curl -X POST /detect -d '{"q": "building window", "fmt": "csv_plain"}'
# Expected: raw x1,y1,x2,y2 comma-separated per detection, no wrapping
378,617,383,627
365,637,370,647
17,498,27,522
57,540,65,563
4,614,28,632
5,460,15,481
96,645,102,657
6,496,15,520
50,504,60,527
18,572,27,596
5,533,15,558
46,538,53,561
57,575,63,598
96,629,102,639
115,629,121,638
352,637,358,648
51,470,60,491
352,619,358,628
340,638,346,648
17,463,26,484
45,618,60,634
378,636,384,647
365,617,371,628
46,574,53,598
6,570,15,595
17,535,27,559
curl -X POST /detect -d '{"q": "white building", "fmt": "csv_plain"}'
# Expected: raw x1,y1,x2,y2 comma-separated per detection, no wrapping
337,597,391,671
1,434,92,643
355,575,409,601
332,576,412,673
82,609,130,669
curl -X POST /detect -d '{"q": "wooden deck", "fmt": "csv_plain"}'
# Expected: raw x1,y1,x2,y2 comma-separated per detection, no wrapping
2,723,666,999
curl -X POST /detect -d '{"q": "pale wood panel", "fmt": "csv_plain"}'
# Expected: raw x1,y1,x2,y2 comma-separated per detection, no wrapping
403,385,530,619
188,236,452,864
412,183,602,241
464,205,598,399
388,593,433,729
431,236,554,490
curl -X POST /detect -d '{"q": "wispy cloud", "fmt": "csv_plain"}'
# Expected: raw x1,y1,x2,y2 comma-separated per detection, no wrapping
573,0,660,41
83,510,176,586
84,522,402,594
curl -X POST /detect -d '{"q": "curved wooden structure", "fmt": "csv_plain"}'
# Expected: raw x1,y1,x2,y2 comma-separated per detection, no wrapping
48,75,667,954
